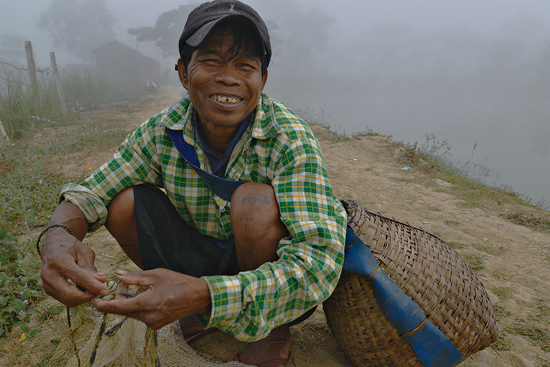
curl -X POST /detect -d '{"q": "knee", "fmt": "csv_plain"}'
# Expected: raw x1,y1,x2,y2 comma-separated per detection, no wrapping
105,187,137,243
105,187,136,236
231,183,278,221
231,183,284,238
231,183,289,270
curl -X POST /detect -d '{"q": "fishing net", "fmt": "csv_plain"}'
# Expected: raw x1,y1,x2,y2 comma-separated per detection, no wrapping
47,302,251,367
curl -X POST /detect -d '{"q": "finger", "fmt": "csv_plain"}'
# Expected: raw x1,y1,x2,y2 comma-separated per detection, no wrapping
74,245,107,279
114,269,153,288
88,270,109,282
92,294,146,315
136,285,149,295
113,281,131,300
41,269,97,307
62,262,110,297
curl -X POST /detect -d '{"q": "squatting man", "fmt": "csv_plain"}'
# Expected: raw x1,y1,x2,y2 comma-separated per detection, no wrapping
39,1,347,366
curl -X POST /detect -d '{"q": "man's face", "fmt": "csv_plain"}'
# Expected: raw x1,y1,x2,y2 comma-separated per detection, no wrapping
179,27,267,135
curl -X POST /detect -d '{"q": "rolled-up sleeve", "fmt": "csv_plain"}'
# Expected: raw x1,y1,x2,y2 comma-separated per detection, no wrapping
60,116,164,231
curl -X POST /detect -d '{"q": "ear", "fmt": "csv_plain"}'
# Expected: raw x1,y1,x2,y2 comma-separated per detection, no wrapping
261,70,268,91
177,58,189,90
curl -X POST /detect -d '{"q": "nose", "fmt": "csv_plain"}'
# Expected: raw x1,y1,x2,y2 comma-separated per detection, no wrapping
214,64,241,86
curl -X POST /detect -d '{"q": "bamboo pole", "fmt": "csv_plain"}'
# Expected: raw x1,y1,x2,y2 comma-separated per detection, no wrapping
50,52,67,114
0,119,8,142
25,41,40,105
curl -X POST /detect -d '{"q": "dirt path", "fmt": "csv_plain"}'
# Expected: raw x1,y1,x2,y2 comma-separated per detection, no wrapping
2,87,549,366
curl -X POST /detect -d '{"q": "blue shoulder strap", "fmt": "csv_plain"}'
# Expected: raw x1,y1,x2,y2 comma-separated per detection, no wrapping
168,128,244,201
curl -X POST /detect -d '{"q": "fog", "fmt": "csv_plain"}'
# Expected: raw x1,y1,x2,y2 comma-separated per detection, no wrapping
1,0,549,206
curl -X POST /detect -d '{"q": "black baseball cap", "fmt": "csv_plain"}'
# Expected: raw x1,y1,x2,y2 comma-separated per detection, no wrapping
179,0,271,64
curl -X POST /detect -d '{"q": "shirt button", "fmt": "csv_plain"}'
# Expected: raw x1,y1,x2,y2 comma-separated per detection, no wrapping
221,207,226,213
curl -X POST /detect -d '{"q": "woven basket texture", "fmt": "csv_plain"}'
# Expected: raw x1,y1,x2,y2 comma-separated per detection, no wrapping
324,200,498,367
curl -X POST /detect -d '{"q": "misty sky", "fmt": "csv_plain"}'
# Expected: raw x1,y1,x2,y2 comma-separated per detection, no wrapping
1,0,549,203
3,0,550,64
4,0,550,33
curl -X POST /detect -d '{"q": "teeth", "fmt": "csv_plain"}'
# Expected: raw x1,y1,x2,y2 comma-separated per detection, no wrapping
212,95,240,104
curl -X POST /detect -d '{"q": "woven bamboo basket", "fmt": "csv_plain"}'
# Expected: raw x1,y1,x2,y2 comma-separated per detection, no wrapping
324,200,498,366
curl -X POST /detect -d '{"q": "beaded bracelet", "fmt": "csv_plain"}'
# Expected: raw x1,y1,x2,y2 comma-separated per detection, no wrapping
35,224,75,255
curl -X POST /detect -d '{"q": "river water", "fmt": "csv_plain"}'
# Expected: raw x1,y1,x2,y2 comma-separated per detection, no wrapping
266,79,550,209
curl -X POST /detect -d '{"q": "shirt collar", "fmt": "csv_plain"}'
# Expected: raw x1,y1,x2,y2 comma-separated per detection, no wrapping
195,109,253,177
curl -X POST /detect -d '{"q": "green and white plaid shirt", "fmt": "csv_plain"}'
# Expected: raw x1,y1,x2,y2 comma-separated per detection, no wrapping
61,94,347,341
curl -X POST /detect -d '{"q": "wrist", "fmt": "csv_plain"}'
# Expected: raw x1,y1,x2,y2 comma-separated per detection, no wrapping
197,279,212,315
36,224,75,255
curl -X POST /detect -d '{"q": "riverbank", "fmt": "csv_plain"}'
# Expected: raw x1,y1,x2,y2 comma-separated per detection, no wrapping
1,86,549,366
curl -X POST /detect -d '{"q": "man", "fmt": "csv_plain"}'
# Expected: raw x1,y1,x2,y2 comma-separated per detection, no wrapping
39,1,346,366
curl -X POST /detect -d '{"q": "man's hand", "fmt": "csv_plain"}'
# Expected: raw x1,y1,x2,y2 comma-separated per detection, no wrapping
40,201,110,307
41,228,110,306
92,269,212,330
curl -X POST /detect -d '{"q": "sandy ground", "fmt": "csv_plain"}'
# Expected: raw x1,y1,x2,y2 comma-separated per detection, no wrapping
2,86,549,366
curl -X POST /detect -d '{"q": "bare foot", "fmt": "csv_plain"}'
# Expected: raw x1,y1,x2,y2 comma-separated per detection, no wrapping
236,324,292,367
178,315,218,343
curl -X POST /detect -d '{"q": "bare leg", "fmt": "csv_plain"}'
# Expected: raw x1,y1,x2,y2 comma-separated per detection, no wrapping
231,182,289,270
106,183,293,365
105,187,142,269
107,187,216,341
231,183,292,366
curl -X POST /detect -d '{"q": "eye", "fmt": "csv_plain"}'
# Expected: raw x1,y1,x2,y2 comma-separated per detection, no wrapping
202,59,221,66
238,63,258,72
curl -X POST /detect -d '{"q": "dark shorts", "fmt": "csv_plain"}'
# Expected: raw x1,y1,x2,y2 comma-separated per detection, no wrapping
133,183,316,325
134,183,239,277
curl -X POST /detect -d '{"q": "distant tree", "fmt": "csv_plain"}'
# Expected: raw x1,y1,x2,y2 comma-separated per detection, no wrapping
259,1,335,70
128,4,200,59
37,0,116,62
127,1,334,71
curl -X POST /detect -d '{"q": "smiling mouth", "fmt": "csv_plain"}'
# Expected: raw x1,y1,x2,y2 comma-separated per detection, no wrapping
210,94,242,104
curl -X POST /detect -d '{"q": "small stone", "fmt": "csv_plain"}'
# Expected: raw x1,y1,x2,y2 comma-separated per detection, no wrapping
509,335,527,350
517,355,535,367
470,350,495,363
499,351,534,367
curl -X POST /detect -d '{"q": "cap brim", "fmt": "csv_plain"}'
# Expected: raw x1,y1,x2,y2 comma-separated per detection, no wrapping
185,17,229,47
185,14,265,54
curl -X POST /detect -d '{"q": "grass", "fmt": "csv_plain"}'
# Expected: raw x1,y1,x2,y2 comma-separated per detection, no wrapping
1,83,548,363
0,134,77,343
447,241,466,250
396,132,550,232
491,334,513,352
0,70,70,139
0,68,137,350
497,298,550,353
503,211,550,232
508,322,550,352
461,253,485,272
0,67,146,140
472,243,508,256
443,220,460,227
0,146,73,233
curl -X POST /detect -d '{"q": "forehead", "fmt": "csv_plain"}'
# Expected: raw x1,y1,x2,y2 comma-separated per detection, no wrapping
198,28,237,50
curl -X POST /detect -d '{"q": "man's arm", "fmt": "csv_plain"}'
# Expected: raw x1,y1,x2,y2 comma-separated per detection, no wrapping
40,201,109,306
